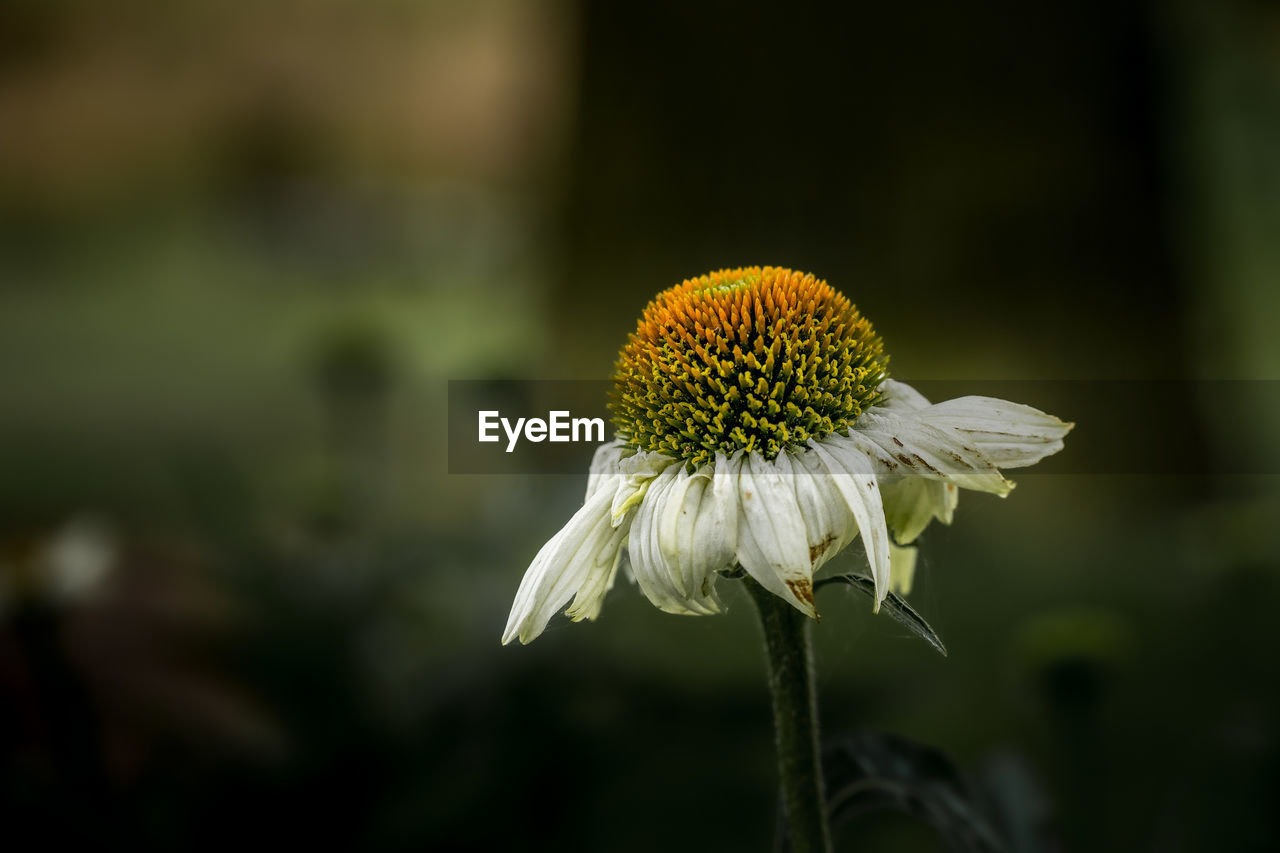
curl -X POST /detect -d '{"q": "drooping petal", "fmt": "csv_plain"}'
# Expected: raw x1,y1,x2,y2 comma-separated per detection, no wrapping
789,447,856,572
657,466,702,598
502,487,628,645
806,436,893,607
915,396,1073,468
712,451,741,558
860,380,1070,544
627,463,682,610
629,464,717,615
889,542,919,596
565,529,628,622
669,463,733,613
636,450,743,615
855,411,1013,495
863,381,959,546
734,450,818,617
610,450,677,525
584,439,628,501
644,463,729,613
880,476,958,545
877,379,932,413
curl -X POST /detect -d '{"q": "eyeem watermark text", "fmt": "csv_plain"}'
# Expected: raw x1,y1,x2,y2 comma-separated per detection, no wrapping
479,410,605,452
449,378,1280,474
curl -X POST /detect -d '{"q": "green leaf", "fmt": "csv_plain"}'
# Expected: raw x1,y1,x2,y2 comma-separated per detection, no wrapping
816,572,947,656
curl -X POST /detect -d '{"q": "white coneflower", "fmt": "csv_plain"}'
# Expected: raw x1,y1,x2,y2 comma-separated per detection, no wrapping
503,266,1071,645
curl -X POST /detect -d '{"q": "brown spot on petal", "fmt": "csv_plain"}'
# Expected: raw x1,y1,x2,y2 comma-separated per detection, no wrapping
809,533,837,565
785,578,816,611
891,436,904,447
744,490,753,500
911,454,940,474
896,454,916,467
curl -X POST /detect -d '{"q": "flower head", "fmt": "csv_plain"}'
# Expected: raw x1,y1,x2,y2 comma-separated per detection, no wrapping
503,266,1072,644
611,267,887,465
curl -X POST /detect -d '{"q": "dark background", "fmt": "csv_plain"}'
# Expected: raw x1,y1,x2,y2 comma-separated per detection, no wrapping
2,1,1278,850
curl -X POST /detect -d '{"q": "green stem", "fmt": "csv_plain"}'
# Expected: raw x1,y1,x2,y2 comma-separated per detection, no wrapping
744,577,832,853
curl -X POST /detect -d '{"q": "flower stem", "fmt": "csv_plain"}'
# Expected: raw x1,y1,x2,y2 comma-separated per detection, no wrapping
744,577,832,853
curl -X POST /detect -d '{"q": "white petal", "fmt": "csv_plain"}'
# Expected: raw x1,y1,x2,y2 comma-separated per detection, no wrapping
880,476,958,544
734,451,817,617
864,381,975,544
889,542,919,596
856,411,1013,495
651,464,729,612
915,396,1073,468
669,463,732,613
629,465,715,615
789,447,856,572
565,532,628,622
620,449,678,478
656,449,743,614
502,487,627,645
658,466,702,597
585,439,628,501
806,436,893,607
610,451,677,524
877,379,932,413
712,451,742,558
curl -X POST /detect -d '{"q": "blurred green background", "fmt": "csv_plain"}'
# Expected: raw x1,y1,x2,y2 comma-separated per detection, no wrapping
2,1,1278,850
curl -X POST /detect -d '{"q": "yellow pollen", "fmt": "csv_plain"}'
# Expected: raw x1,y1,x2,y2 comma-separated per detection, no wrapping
610,266,889,465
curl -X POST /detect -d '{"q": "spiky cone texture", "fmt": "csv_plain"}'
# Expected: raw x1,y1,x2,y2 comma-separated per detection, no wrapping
503,267,1072,644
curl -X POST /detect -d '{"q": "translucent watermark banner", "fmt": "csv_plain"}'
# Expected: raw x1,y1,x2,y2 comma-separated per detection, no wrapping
447,379,1280,475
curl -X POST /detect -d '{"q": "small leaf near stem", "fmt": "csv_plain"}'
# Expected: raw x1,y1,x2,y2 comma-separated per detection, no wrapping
815,572,948,657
